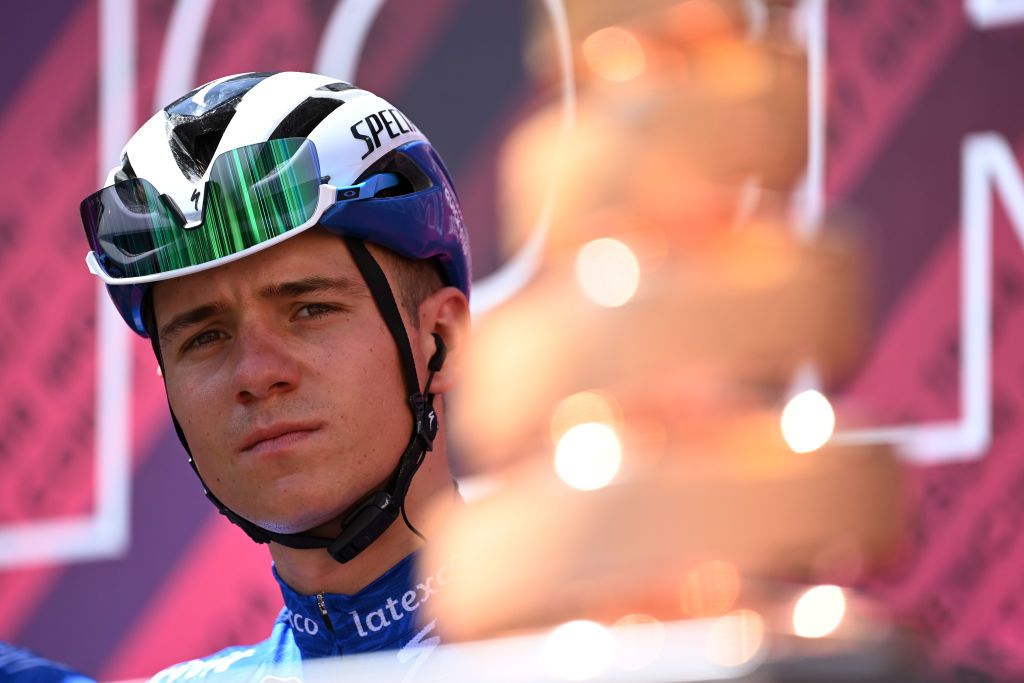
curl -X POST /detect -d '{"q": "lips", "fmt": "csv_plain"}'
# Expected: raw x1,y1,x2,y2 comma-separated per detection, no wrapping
240,422,323,454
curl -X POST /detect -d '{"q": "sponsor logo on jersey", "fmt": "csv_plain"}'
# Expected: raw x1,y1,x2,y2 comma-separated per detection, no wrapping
280,607,320,636
350,562,451,637
397,619,441,683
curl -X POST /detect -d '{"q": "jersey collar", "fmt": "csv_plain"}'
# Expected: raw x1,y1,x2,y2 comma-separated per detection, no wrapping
272,552,447,657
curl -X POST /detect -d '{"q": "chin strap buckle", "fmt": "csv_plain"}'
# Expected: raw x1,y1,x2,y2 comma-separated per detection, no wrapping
329,492,397,563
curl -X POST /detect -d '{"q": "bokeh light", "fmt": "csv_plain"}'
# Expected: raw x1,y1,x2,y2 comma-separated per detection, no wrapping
543,620,615,681
611,614,665,671
680,560,742,618
581,26,646,82
792,585,846,639
780,389,835,453
575,238,641,307
555,422,622,491
550,391,619,444
705,609,764,668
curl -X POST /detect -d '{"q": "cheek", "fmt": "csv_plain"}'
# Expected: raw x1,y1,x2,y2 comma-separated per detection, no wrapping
357,342,404,402
322,340,410,445
164,371,227,458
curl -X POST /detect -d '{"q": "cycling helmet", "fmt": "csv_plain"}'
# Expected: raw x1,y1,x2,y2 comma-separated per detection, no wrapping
83,71,469,333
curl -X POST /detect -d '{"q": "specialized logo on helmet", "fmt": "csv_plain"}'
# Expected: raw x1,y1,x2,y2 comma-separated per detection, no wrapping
351,108,419,160
191,188,201,211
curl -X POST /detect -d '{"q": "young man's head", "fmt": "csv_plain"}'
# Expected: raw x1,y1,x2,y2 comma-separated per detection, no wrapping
81,71,471,565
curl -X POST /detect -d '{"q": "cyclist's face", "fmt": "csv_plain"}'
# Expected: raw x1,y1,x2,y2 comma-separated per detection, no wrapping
153,229,413,533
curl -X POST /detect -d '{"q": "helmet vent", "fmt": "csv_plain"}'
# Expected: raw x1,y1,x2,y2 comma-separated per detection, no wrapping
163,72,276,179
168,109,237,180
317,81,357,93
358,148,433,194
164,72,273,118
270,97,346,141
114,153,137,183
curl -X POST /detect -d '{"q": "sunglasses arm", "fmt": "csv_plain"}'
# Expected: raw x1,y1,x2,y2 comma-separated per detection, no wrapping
334,173,401,202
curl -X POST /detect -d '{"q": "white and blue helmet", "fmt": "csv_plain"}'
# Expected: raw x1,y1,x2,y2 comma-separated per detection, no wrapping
82,71,471,336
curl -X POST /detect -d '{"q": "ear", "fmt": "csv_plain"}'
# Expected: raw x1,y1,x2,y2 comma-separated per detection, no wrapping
415,286,470,394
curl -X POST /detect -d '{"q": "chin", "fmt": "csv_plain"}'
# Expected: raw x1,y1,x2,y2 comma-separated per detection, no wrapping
247,507,340,535
239,489,359,536
217,463,394,535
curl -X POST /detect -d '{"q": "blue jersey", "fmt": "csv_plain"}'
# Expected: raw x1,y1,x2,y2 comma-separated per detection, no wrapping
150,553,446,682
0,643,94,683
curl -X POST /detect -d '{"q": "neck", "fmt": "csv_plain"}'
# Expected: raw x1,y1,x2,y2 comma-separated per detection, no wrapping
269,432,458,596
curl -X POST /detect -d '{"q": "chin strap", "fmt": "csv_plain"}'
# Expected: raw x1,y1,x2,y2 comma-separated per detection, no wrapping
154,238,443,564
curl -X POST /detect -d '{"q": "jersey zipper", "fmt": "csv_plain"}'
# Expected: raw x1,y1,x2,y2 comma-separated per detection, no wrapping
315,593,335,634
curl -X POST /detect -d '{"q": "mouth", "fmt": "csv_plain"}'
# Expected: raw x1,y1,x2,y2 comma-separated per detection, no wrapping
240,422,324,455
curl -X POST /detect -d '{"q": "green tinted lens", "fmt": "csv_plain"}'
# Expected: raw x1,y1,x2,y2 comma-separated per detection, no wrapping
186,137,321,266
88,137,321,279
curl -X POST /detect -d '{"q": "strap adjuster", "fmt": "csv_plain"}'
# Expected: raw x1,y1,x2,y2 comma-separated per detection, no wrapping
410,393,438,451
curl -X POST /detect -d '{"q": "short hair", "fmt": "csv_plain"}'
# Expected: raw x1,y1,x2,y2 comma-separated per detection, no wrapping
371,246,446,326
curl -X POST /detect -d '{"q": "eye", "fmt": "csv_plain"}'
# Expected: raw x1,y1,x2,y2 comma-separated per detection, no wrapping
183,329,225,352
294,303,339,320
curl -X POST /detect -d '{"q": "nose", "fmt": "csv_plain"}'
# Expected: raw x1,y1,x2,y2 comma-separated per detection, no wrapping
231,321,301,404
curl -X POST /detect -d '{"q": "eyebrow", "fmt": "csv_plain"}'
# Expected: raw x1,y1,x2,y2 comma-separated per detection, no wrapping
256,275,364,300
158,302,226,344
158,276,365,344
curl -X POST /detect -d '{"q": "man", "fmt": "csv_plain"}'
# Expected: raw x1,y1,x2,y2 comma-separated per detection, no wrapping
80,72,471,680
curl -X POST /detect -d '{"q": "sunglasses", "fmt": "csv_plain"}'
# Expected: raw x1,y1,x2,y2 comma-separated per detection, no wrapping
81,137,398,285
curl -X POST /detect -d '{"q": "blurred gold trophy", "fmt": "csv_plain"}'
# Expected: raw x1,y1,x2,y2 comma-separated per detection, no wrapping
419,0,910,677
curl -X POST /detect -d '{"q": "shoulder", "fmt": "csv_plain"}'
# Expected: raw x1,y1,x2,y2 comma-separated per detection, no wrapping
147,625,299,683
147,645,260,683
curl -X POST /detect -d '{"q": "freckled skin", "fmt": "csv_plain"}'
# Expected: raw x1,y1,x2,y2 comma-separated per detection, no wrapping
154,229,414,534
